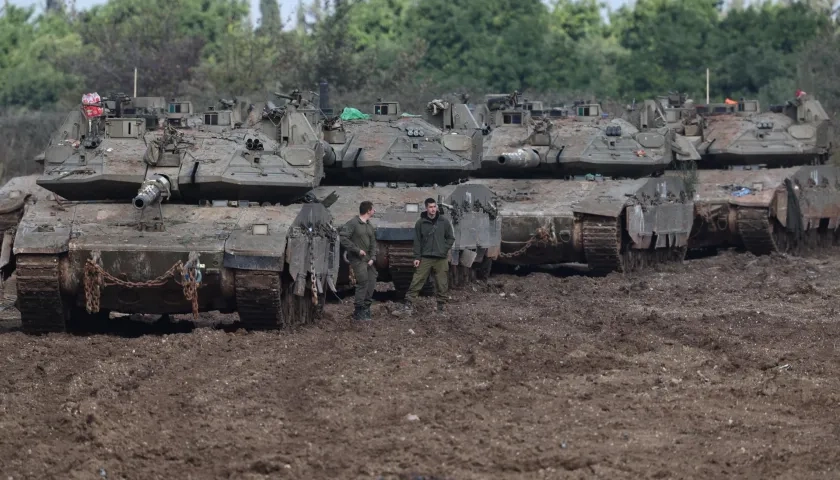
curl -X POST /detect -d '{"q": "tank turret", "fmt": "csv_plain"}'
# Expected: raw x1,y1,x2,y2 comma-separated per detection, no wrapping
473,92,673,178
321,91,483,185
9,92,340,334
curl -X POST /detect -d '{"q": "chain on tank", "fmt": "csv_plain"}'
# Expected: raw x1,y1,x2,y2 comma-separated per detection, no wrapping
83,251,202,318
499,226,553,258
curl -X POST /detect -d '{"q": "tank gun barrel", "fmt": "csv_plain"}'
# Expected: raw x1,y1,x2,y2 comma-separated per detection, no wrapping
320,141,337,166
133,175,171,210
497,149,540,168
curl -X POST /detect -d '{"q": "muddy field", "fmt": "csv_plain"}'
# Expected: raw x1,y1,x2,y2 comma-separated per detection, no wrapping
1,251,839,479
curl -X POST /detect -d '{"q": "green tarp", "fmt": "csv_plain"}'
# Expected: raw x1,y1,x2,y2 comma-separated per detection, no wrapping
340,107,370,120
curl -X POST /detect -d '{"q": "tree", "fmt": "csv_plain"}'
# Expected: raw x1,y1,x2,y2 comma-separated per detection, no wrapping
71,0,249,96
258,0,282,34
0,6,85,108
404,0,553,92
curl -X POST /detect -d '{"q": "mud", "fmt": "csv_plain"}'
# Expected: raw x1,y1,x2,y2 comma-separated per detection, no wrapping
1,251,840,479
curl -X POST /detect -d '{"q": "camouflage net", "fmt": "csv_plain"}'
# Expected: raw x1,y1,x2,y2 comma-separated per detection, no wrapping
83,251,202,319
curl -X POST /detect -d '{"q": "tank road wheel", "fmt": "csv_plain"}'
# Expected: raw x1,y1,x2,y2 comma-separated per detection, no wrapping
583,215,688,275
736,208,795,256
234,270,285,330
16,255,69,334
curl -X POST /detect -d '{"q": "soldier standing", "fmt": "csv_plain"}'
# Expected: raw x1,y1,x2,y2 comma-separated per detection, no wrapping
340,201,377,321
398,197,455,315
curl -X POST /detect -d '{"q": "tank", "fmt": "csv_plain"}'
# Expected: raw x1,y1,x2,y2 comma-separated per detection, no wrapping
11,92,339,333
321,97,482,185
463,92,694,273
632,91,840,256
311,183,500,296
310,84,501,296
471,92,674,178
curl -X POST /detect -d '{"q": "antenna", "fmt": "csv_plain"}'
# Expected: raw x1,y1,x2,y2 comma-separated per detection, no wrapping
706,68,710,104
133,67,138,98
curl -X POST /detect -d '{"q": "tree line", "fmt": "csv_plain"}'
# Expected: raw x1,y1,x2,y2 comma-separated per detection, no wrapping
1,0,839,178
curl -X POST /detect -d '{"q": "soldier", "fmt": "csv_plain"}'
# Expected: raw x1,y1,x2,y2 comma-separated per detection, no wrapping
398,197,455,315
340,200,377,321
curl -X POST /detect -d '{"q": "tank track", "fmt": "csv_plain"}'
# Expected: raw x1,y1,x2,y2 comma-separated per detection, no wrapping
16,254,68,334
582,216,624,274
387,244,434,299
235,271,316,330
736,207,790,255
583,215,687,275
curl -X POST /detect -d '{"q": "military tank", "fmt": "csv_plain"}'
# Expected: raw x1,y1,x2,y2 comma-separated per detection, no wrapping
632,91,840,256
465,92,693,274
308,84,501,297
472,91,674,178
321,94,482,185
11,92,339,333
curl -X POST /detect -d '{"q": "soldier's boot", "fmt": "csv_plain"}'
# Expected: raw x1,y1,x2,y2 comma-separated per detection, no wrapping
363,306,372,321
352,306,368,322
436,302,445,313
392,300,414,317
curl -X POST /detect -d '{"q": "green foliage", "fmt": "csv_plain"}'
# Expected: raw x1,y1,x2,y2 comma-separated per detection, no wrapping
0,0,836,110
403,0,553,92
0,6,85,108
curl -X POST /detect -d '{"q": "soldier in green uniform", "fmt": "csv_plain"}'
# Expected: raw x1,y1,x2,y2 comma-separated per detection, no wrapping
398,197,455,315
340,200,377,321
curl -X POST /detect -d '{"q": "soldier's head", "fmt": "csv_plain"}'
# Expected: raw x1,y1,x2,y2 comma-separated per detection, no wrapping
424,198,437,217
359,200,374,218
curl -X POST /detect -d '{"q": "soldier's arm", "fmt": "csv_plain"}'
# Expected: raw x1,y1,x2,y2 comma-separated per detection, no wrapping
413,219,422,260
370,224,378,262
339,222,360,254
444,218,456,251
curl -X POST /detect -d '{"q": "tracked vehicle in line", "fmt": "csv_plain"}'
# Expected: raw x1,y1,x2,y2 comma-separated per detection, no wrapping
11,92,339,334
464,92,693,274
310,85,501,296
633,92,840,256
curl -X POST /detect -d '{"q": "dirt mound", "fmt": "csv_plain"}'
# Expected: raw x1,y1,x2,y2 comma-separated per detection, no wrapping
1,251,839,478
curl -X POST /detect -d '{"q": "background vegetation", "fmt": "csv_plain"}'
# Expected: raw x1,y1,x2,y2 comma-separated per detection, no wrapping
1,0,839,181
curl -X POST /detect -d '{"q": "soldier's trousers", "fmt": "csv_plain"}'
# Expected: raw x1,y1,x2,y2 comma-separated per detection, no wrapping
350,260,377,308
405,257,449,304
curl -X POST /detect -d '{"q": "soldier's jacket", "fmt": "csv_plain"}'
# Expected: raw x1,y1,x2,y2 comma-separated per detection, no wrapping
340,216,377,262
413,212,455,260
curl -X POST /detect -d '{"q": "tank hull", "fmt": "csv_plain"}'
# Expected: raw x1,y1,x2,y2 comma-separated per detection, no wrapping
469,177,695,273
675,165,840,255
474,160,669,179
12,199,339,333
